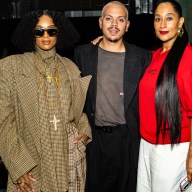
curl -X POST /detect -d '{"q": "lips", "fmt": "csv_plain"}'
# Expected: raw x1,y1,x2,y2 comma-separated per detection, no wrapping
108,27,119,35
159,31,169,35
42,40,51,45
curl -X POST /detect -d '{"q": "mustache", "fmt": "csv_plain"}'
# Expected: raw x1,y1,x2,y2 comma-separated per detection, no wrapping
107,26,120,31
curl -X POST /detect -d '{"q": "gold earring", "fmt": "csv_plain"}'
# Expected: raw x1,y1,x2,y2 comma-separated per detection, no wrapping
177,27,184,37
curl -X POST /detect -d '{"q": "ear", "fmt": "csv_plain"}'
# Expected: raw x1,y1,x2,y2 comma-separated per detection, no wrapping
179,17,184,28
99,17,103,29
126,20,130,32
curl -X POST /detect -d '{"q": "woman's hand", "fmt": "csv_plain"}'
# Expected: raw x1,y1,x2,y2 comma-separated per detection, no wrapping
73,133,89,144
17,172,36,192
91,36,103,45
187,145,192,182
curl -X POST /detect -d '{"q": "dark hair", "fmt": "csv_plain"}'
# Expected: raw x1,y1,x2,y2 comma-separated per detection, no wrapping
11,10,80,52
154,0,188,145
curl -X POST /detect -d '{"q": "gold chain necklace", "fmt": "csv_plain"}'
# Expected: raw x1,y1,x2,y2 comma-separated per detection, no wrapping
34,55,61,131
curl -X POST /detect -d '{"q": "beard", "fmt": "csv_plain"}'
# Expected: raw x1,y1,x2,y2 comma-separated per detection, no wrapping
107,37,119,42
105,26,121,42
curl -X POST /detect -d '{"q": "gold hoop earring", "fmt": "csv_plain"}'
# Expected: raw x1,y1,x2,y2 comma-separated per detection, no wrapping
177,27,184,37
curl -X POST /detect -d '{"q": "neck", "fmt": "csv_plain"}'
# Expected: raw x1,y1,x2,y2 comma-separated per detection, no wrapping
35,45,56,62
161,38,176,53
99,38,125,53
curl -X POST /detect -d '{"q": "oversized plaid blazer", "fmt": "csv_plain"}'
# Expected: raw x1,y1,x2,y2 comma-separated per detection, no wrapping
0,52,92,192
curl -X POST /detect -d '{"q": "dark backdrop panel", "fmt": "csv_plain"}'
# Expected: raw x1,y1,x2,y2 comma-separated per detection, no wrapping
0,14,156,59
0,162,7,190
38,0,131,10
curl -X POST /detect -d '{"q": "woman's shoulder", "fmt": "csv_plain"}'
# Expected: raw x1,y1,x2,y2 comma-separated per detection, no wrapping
0,54,24,67
185,42,192,52
0,52,33,63
0,52,33,73
182,43,192,59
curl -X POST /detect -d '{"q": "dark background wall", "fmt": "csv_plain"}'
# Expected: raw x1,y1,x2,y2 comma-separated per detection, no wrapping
0,14,156,59
0,0,159,59
37,0,138,12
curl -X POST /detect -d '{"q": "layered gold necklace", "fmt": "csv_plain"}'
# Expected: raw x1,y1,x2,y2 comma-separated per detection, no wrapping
34,53,61,131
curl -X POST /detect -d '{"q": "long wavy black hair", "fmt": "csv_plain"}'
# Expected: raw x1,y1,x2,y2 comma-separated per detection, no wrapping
11,10,80,52
154,0,188,145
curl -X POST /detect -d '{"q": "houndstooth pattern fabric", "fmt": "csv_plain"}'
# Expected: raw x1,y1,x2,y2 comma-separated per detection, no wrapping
67,125,86,192
0,50,91,192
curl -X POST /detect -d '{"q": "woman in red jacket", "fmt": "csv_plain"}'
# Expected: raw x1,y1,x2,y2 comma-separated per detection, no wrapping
137,0,192,191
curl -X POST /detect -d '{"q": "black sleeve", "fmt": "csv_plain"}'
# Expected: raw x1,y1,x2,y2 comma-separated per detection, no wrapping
73,46,82,71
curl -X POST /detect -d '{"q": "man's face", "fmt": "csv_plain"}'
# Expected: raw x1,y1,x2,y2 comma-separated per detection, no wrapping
99,4,130,43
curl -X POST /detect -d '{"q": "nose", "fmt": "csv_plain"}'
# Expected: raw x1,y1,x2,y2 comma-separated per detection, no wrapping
43,30,49,37
111,18,118,26
160,19,167,28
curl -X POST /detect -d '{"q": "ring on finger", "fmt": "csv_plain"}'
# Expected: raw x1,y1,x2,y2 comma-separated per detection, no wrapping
17,181,21,185
18,181,28,187
18,182,26,187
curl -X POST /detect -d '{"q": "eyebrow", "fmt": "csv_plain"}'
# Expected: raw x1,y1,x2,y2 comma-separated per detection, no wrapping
35,24,56,28
154,13,175,17
103,14,127,19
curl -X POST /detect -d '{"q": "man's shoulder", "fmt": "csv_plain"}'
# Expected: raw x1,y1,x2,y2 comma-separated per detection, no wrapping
124,42,151,62
75,43,96,53
124,41,150,55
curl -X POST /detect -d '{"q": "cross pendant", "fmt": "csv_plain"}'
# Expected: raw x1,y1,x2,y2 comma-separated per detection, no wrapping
50,114,60,131
46,75,52,83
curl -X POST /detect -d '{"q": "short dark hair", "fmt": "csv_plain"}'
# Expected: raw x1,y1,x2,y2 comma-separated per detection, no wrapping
11,10,80,52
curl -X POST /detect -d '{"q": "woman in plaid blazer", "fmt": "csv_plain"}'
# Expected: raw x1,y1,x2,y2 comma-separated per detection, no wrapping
0,10,91,192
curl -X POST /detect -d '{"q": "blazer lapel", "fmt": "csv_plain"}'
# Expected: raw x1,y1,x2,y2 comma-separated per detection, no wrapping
88,45,98,111
124,44,142,112
15,54,41,155
57,54,92,122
